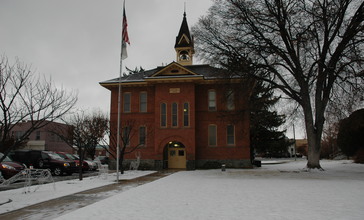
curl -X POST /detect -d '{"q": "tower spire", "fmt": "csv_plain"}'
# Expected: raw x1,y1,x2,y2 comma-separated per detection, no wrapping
175,7,194,66
184,2,186,17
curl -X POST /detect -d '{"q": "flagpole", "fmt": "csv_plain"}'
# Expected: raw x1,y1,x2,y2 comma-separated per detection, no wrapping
116,56,122,183
116,0,129,183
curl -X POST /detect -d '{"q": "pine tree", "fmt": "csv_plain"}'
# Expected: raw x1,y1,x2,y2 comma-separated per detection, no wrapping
250,81,290,159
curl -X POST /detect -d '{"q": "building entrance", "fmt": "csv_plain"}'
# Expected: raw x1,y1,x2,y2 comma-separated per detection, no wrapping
166,141,186,169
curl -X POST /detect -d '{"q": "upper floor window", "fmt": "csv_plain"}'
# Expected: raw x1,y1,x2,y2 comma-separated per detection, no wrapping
36,131,41,140
227,125,235,145
161,103,167,127
13,131,24,140
208,90,216,111
183,102,189,127
208,125,217,146
140,92,147,112
226,90,235,111
123,93,131,113
172,102,178,127
50,133,62,142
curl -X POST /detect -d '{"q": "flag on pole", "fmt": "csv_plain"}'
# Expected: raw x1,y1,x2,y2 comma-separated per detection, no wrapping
121,2,130,60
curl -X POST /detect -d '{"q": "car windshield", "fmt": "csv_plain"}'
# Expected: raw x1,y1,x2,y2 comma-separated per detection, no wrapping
58,154,67,159
0,153,12,162
66,154,76,160
48,152,64,160
73,155,80,159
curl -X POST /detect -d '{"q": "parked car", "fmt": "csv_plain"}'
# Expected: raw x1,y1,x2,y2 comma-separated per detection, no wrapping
72,155,98,171
56,152,90,171
8,150,77,176
95,156,109,165
0,153,26,179
85,158,98,171
84,159,98,171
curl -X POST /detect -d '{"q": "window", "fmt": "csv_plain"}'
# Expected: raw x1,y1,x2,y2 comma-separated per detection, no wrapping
36,131,41,140
208,90,216,111
14,131,24,140
208,125,217,146
50,133,56,142
161,103,167,127
226,90,235,110
227,125,235,145
172,102,178,127
122,126,131,146
139,126,146,145
123,93,131,113
140,92,147,112
178,150,185,156
183,103,189,127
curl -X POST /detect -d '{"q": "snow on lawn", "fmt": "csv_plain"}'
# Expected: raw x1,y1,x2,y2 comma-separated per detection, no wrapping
55,160,364,220
0,170,156,214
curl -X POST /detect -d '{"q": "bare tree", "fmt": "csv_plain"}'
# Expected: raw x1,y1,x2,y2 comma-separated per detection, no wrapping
56,110,109,180
0,56,77,162
192,0,364,169
108,119,153,174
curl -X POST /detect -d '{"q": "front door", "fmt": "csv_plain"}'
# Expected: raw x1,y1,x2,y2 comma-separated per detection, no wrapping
167,142,186,169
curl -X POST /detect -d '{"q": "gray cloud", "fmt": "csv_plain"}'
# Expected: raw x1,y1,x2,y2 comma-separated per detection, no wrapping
0,0,213,112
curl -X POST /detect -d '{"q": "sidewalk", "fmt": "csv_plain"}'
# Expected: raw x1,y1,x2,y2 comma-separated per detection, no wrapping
0,171,173,220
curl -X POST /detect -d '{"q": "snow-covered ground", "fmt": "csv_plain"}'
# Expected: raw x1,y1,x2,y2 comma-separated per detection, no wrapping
0,170,156,214
2,160,364,220
55,160,364,220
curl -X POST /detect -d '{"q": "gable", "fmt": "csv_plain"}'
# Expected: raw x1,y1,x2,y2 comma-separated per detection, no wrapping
177,34,191,47
150,62,198,77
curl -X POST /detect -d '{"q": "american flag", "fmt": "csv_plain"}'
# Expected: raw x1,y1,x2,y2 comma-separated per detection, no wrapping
121,2,130,60
122,4,130,45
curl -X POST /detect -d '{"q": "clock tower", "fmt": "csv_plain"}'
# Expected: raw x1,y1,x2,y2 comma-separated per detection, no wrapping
175,12,195,66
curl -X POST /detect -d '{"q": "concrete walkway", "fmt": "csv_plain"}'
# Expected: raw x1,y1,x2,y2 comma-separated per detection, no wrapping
0,171,174,220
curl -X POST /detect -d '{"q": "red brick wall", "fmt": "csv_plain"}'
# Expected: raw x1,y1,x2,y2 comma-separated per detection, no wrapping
108,80,251,165
195,84,250,160
153,83,196,160
109,86,156,160
10,121,73,153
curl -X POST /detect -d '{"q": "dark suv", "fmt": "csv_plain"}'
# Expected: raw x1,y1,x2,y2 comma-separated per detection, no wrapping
9,150,77,176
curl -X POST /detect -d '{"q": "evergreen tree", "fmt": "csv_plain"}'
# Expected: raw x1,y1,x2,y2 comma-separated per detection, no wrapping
125,66,145,76
217,55,289,161
250,81,290,159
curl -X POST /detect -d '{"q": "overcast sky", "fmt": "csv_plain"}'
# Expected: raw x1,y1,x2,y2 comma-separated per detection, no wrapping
0,0,213,113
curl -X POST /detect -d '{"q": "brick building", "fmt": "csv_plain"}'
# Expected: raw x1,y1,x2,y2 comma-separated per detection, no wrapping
101,13,253,170
11,121,72,153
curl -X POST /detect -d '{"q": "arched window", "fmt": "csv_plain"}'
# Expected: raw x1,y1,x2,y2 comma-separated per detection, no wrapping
161,103,167,127
183,102,189,127
172,102,178,127
179,51,189,61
